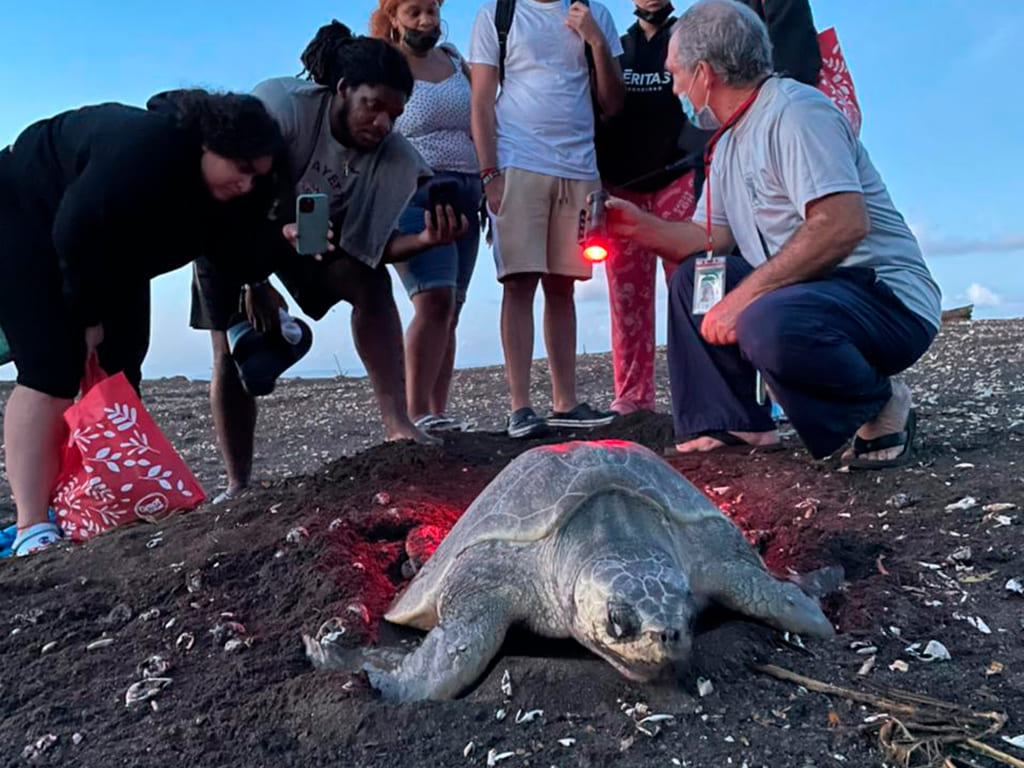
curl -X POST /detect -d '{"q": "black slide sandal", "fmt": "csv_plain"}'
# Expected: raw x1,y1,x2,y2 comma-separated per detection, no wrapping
846,409,917,470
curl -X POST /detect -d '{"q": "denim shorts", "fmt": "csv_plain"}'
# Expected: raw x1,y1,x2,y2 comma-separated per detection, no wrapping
394,171,482,303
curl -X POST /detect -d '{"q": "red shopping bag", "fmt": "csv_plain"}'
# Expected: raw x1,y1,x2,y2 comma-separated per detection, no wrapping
817,27,862,136
51,359,206,542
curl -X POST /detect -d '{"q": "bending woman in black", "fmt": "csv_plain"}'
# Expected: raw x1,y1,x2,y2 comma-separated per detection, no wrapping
0,91,284,555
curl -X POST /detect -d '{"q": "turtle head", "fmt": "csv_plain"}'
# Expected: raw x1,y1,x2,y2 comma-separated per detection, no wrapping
572,556,697,682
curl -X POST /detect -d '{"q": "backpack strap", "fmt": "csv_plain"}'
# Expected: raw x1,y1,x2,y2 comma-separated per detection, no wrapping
495,0,516,85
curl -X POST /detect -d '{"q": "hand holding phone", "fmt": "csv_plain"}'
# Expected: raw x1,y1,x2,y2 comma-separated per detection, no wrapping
295,193,330,256
427,180,460,230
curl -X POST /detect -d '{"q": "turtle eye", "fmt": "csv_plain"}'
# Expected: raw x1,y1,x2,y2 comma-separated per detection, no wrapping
606,601,640,640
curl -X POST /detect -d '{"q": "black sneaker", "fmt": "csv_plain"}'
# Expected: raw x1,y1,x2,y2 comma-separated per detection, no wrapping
506,407,550,439
547,402,618,429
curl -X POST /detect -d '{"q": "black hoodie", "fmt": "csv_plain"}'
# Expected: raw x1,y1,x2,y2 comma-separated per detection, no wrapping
0,98,278,326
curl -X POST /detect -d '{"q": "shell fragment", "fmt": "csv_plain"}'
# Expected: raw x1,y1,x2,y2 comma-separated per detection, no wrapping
500,669,512,698
697,677,714,697
945,496,978,512
125,677,172,707
514,708,543,724
906,640,951,662
486,749,514,767
557,738,577,747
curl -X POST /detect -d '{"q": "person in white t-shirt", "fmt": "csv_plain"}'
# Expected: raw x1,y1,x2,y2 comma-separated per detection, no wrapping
468,0,625,439
606,0,941,469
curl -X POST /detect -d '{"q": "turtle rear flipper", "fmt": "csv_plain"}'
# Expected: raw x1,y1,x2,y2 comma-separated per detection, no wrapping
696,562,835,639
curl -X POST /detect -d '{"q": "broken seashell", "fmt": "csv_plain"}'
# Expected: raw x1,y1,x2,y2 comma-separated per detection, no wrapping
21,734,57,761
186,570,203,594
949,546,972,562
906,640,951,662
373,492,391,506
495,708,507,722
175,632,195,652
316,617,347,642
462,741,474,758
697,678,714,697
86,638,114,651
953,613,992,635
945,497,978,512
514,709,543,724
889,660,909,673
557,738,576,747
987,661,1005,676
224,638,246,652
125,677,172,707
139,608,161,622
210,621,247,646
486,749,514,767
146,537,164,549
638,714,675,726
1006,578,1024,596
137,655,171,679
285,526,309,544
41,641,58,655
500,669,512,698
886,493,918,509
857,656,876,676
983,503,1017,513
328,518,344,532
72,733,84,746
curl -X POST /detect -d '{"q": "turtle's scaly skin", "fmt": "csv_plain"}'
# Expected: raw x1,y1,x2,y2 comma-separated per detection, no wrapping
305,441,834,701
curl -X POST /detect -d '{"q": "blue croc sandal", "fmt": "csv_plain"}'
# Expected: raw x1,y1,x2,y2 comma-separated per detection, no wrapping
12,522,63,557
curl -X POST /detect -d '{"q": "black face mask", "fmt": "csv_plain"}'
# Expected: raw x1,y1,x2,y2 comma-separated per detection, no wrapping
403,27,441,54
634,3,674,26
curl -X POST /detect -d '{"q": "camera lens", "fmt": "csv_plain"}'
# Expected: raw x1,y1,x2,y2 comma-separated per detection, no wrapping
299,197,315,214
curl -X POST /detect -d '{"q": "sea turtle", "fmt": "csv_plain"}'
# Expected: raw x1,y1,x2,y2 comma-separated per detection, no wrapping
304,440,834,701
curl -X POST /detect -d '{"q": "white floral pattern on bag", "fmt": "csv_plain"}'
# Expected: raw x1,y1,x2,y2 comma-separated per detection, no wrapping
817,28,862,137
53,389,203,542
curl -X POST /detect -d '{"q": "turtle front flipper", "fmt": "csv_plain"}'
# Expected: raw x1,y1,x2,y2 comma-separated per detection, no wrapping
368,591,515,701
695,562,835,639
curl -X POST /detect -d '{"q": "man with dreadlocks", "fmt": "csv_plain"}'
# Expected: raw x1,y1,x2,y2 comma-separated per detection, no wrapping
190,21,469,503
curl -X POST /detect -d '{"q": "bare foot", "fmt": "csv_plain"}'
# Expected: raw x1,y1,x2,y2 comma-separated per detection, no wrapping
386,421,442,446
844,378,912,463
674,430,780,453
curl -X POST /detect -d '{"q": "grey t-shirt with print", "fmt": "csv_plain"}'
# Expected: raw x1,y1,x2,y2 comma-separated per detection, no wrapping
693,77,941,329
253,77,431,268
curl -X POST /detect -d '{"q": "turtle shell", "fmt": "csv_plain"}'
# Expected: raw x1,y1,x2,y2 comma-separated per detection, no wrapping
386,440,723,629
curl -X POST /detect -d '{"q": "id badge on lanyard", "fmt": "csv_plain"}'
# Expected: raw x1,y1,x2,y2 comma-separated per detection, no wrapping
692,81,765,318
692,253,726,315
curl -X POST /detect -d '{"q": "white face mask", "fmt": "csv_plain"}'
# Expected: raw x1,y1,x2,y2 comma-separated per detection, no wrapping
680,71,720,131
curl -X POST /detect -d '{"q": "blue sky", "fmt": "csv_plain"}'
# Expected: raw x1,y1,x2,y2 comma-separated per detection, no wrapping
2,0,1022,379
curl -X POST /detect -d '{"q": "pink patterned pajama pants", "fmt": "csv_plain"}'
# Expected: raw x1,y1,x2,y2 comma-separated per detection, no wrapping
606,171,697,413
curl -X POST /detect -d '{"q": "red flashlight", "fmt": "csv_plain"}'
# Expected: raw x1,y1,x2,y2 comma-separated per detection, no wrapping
580,189,611,263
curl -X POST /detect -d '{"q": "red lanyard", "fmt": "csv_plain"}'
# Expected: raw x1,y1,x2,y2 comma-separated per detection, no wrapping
701,81,766,254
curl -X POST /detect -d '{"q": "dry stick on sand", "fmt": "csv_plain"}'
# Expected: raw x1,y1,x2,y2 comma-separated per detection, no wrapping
752,664,1023,767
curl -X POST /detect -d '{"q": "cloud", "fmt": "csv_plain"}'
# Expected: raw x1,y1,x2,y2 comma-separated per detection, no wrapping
965,283,1002,307
920,234,1024,258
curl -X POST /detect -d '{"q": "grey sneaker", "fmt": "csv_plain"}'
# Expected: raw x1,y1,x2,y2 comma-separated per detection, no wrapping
506,407,550,439
546,402,617,429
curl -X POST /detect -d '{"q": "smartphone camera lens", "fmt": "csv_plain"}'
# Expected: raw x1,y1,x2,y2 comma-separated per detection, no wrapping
299,197,315,214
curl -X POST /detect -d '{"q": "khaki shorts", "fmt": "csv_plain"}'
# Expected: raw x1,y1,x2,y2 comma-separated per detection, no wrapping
489,168,599,281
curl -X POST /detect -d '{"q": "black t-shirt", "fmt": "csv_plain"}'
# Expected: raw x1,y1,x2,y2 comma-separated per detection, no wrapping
596,21,708,193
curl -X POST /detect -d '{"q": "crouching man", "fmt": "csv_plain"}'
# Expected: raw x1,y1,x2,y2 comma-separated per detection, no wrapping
607,0,941,468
